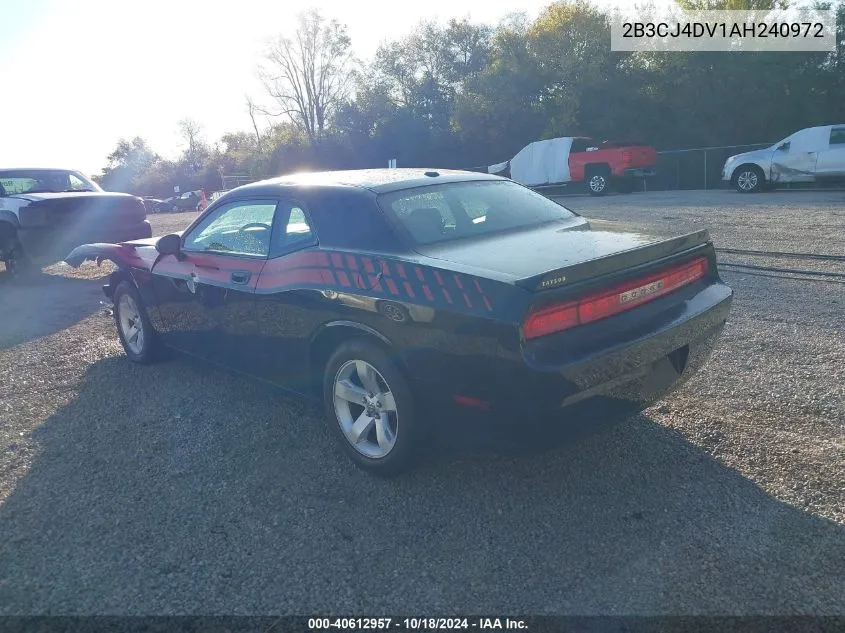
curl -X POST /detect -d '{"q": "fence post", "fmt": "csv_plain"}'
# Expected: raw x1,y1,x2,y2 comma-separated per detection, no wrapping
703,150,707,191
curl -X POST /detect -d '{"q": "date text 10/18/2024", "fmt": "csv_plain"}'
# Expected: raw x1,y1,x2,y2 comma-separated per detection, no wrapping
308,618,529,630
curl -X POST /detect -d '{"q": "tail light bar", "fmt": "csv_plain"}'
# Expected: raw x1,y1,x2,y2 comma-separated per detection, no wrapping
622,150,633,164
523,256,709,340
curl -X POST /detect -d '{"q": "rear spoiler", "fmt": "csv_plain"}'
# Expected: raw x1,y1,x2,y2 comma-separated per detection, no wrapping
516,230,711,292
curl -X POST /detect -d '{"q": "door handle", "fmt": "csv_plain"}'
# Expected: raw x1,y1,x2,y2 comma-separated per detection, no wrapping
194,263,220,271
231,271,251,284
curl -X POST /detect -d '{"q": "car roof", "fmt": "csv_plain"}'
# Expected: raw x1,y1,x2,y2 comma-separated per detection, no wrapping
229,168,505,196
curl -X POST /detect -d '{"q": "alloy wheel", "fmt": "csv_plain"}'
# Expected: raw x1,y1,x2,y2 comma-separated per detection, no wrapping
589,174,606,193
333,359,398,458
737,170,758,191
118,294,145,355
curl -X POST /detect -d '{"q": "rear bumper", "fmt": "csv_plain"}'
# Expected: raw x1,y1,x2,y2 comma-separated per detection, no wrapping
409,281,732,421
17,220,152,257
623,167,657,178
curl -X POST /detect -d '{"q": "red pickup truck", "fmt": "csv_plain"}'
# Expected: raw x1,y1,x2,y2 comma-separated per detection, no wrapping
490,136,658,196
569,138,658,195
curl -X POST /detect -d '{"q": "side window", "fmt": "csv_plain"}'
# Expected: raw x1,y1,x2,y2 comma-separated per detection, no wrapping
830,128,845,146
281,204,315,250
183,199,277,256
68,173,88,190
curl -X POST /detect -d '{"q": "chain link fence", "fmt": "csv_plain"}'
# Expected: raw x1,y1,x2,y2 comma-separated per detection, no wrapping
652,143,772,191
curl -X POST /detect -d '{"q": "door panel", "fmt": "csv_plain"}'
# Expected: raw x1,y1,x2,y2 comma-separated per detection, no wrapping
771,146,818,182
151,252,265,364
771,127,826,183
151,199,278,368
816,127,845,177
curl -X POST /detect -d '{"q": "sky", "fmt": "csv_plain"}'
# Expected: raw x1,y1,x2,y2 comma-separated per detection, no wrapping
0,0,632,175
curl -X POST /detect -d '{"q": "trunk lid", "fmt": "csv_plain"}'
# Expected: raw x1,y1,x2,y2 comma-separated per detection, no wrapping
416,218,709,290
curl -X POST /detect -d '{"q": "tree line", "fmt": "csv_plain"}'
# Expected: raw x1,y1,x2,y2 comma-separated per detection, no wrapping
95,0,845,197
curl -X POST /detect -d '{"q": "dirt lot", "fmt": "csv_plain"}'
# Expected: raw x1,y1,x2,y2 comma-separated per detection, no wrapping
0,191,843,615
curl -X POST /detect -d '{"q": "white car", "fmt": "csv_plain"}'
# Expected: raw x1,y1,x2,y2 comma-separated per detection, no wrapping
723,124,845,192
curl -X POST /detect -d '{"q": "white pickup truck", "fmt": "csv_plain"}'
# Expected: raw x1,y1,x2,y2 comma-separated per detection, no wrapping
723,124,845,192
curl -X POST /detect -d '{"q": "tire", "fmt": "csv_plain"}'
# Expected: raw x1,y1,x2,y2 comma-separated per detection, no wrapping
2,233,36,280
323,338,422,476
586,166,611,196
732,165,765,193
113,281,160,363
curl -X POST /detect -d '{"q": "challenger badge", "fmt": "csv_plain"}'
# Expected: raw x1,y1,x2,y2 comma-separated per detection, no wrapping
619,279,664,304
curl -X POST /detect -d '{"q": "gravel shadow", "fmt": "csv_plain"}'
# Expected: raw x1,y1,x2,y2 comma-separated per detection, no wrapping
0,355,843,615
0,270,109,350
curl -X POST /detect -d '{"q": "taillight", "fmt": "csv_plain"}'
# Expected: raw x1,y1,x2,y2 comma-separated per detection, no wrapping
622,150,632,164
523,256,709,340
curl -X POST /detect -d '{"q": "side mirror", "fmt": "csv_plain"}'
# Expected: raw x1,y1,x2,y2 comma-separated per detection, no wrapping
156,233,182,258
777,142,789,151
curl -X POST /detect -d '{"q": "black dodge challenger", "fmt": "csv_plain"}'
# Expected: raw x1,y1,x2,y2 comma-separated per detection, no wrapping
66,169,733,474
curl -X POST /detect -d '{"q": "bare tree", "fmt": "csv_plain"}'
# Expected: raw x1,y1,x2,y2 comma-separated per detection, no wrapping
245,95,264,149
258,9,356,144
178,118,205,171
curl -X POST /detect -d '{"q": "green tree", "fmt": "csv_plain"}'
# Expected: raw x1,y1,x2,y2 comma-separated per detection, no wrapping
97,137,158,193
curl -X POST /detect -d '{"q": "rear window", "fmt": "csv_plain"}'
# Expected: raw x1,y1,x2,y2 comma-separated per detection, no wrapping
377,180,577,246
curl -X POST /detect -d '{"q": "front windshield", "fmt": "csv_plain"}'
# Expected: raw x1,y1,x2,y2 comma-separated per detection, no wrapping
378,179,579,247
0,169,100,196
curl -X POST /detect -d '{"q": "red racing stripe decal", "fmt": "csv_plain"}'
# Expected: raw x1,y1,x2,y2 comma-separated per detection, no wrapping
368,275,383,292
385,278,399,296
320,269,336,285
403,282,415,298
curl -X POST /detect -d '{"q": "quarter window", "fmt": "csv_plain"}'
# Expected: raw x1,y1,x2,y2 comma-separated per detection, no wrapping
68,173,89,191
183,200,277,256
830,128,845,146
277,203,316,253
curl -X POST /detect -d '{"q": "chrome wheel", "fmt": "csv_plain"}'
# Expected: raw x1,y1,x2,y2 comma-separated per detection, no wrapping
118,293,145,355
589,174,607,193
736,170,758,191
333,359,398,459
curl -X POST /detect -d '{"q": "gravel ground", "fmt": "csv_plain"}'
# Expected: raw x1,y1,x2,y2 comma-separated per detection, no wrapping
0,195,843,615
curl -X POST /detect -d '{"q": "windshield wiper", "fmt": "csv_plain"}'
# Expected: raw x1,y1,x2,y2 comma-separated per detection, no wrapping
60,189,95,193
